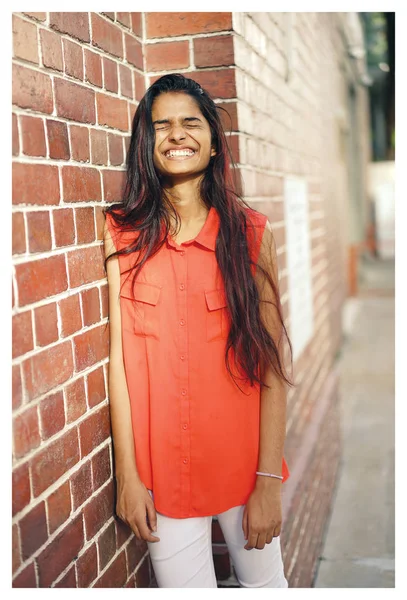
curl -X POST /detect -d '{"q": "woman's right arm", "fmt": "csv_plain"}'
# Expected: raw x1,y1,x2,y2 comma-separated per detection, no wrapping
104,220,160,542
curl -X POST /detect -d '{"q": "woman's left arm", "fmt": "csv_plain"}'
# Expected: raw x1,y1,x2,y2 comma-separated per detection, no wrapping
242,219,288,550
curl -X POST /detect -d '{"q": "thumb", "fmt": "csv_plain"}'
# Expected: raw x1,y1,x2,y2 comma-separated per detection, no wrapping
242,506,248,540
146,499,158,532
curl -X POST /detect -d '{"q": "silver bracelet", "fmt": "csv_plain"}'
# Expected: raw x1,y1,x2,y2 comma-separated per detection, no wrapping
256,471,283,480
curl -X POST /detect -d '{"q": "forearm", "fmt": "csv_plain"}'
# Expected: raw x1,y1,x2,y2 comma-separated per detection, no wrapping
255,367,287,491
108,356,141,482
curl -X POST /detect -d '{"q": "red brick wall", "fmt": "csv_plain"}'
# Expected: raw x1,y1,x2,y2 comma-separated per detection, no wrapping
12,12,369,588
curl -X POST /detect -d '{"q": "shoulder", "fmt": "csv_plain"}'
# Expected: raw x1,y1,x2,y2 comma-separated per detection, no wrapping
244,206,268,231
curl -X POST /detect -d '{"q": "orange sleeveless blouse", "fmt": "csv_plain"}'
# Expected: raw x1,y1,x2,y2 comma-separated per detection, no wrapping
106,205,289,518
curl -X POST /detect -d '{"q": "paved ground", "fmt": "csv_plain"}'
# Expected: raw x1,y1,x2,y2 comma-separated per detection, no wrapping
313,254,395,588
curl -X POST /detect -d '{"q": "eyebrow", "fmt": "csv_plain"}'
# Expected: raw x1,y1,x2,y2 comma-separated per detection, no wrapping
152,116,203,126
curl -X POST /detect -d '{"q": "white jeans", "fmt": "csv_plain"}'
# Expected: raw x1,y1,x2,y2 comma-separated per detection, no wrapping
146,489,288,588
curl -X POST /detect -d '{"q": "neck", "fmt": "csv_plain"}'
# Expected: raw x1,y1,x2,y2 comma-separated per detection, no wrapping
163,177,209,225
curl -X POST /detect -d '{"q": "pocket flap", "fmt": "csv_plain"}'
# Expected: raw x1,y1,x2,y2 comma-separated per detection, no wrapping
120,278,161,306
205,288,227,311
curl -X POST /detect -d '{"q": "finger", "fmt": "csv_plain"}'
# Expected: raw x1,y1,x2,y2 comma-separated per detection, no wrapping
266,530,274,544
274,524,282,538
242,508,248,540
256,532,267,550
244,531,259,551
138,518,160,543
146,501,158,532
129,520,142,541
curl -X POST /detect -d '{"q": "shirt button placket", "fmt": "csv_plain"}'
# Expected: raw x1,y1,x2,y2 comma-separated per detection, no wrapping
178,246,190,514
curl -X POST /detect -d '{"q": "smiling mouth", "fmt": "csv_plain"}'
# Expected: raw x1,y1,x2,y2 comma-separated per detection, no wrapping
164,149,197,160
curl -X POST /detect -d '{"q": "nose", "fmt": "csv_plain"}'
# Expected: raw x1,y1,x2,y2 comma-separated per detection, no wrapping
168,124,186,142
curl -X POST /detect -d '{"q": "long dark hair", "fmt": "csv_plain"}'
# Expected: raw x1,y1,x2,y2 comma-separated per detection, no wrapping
103,73,293,392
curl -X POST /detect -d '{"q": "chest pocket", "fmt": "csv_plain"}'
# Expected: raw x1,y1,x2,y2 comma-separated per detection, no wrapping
120,278,161,340
205,288,229,342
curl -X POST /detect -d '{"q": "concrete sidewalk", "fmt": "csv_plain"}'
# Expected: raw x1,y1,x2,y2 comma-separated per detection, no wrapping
313,255,395,587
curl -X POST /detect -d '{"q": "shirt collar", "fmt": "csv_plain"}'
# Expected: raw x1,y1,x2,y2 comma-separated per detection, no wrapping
165,205,219,252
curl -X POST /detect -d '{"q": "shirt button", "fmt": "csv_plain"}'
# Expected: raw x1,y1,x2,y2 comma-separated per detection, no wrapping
180,355,185,360
183,458,188,464
179,283,185,290
180,251,185,256
181,388,187,395
180,319,185,326
182,423,188,430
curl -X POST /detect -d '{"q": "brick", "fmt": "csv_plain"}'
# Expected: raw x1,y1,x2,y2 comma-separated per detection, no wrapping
71,460,92,511
119,64,133,99
12,462,30,516
115,518,131,549
133,71,145,102
125,33,143,69
34,302,58,347
12,310,33,359
12,14,39,64
108,133,124,166
93,549,126,588
101,13,115,21
217,101,238,131
87,365,106,408
53,208,75,247
194,34,234,68
70,125,90,162
12,63,53,113
213,545,231,580
65,377,87,424
97,93,128,131
12,212,26,255
146,12,232,37
30,427,79,497
131,13,142,37
98,521,116,570
79,403,111,458
49,12,90,43
12,364,23,410
23,12,46,22
100,283,109,318
15,254,67,306
179,68,236,99
103,169,126,202
83,479,114,540
146,40,189,72
103,57,118,93
67,246,105,288
54,565,77,587
26,210,52,253
59,293,82,337
63,38,84,80
90,129,108,166
92,445,111,490
84,49,103,88
125,573,136,587
212,519,226,543
61,166,101,202
19,501,48,560
81,286,100,326
13,404,40,459
76,542,97,587
39,390,65,440
12,113,19,155
12,562,37,588
95,206,107,241
75,206,96,244
126,535,147,575
12,523,21,573
91,13,123,58
12,163,59,206
47,119,70,160
22,340,74,401
55,78,96,124
40,28,63,71
135,556,150,587
47,481,71,534
20,115,46,157
36,514,84,587
117,13,131,28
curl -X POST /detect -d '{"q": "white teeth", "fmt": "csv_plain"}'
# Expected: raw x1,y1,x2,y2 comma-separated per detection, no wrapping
166,149,195,158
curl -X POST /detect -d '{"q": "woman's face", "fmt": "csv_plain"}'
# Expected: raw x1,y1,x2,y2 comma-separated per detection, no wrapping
151,92,216,182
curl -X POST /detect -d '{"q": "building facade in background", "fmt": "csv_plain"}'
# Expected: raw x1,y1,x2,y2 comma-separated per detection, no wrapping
12,12,371,588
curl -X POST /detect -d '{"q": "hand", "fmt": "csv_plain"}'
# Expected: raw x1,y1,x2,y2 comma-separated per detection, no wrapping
242,481,282,550
115,475,160,543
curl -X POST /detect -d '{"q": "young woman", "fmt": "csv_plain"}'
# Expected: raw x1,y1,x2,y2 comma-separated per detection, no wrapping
103,73,293,588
